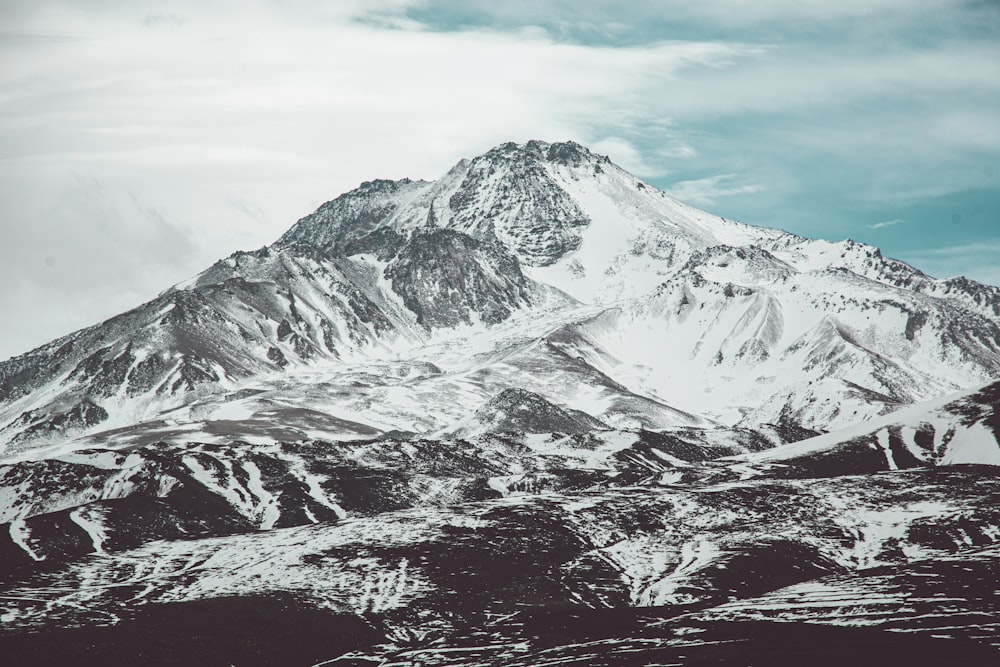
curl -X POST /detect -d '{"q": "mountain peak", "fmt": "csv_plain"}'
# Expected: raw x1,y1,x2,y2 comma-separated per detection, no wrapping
480,139,607,168
275,139,614,268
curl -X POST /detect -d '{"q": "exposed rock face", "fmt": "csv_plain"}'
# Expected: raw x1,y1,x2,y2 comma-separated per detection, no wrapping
276,178,428,257
6,399,108,446
385,228,531,328
446,141,594,266
471,388,608,434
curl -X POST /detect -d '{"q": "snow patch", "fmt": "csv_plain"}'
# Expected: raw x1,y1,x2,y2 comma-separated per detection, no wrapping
9,515,45,561
69,506,109,554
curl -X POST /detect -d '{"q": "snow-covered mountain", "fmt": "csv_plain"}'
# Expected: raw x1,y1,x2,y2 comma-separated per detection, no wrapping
2,140,998,458
2,140,1000,664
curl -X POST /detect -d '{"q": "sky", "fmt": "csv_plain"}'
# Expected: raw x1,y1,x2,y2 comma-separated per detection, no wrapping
1,0,998,360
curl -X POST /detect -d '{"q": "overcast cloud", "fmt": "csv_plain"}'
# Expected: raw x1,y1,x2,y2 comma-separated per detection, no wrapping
1,0,998,359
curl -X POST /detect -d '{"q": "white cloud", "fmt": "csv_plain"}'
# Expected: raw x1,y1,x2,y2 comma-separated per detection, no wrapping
141,12,184,29
0,168,203,360
870,219,905,229
662,0,987,27
666,174,764,205
587,137,675,178
408,1,979,31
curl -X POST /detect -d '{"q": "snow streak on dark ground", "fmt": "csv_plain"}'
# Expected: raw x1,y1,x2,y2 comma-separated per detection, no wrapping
2,446,999,666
